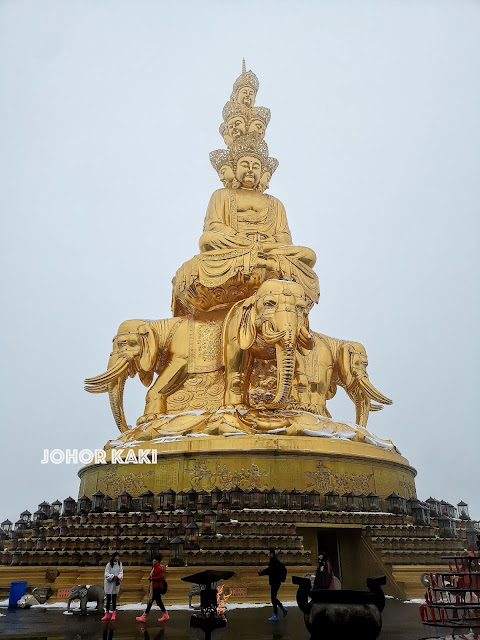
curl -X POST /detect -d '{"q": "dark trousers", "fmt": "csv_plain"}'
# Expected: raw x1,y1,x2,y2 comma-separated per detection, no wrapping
270,583,283,615
145,587,166,614
106,594,117,611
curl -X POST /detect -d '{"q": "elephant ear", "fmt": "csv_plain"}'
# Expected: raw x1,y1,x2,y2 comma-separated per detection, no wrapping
138,324,158,373
238,295,257,351
79,587,88,598
338,342,356,389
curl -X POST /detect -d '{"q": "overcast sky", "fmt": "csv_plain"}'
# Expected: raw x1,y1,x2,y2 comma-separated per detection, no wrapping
1,0,479,524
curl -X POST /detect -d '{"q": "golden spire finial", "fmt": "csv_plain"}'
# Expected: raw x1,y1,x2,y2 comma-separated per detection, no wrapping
242,58,246,75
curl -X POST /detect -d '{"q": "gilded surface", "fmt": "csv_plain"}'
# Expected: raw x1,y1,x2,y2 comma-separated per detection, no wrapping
84,60,403,488
305,462,373,495
186,460,269,491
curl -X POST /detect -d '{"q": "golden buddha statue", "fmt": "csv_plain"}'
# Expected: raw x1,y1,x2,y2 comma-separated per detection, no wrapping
172,134,319,315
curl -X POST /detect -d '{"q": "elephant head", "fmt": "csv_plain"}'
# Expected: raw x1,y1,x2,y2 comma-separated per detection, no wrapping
84,320,159,432
336,341,392,427
67,585,88,611
237,279,313,410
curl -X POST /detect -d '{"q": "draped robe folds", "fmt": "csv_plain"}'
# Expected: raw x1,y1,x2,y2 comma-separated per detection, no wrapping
172,188,319,313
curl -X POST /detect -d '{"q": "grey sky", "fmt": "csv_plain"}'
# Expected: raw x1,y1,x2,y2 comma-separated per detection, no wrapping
1,0,479,523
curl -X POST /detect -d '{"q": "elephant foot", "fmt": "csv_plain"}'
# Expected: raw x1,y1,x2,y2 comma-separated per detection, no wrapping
285,401,311,412
137,412,165,426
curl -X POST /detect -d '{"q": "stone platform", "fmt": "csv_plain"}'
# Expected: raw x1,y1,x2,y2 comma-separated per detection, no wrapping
78,434,417,499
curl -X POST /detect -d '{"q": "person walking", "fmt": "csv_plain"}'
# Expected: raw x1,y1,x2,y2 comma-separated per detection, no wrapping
258,548,288,621
102,552,123,621
136,555,169,623
313,550,334,590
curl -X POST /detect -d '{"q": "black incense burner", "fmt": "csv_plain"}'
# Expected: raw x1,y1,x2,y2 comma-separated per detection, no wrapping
292,575,386,640
182,569,235,640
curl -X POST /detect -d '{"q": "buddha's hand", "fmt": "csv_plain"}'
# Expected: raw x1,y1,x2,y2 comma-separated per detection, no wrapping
260,239,278,252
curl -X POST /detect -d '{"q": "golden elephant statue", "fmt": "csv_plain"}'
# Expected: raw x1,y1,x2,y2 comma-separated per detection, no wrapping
297,332,392,427
223,279,313,410
84,317,224,432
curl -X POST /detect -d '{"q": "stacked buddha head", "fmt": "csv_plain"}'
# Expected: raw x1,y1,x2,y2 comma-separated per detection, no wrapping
210,60,278,193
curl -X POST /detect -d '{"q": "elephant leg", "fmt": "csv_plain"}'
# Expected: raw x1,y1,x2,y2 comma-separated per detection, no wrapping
224,345,250,408
144,358,188,416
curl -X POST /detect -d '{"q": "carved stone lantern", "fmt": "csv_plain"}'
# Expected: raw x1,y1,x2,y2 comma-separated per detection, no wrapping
230,486,243,510
116,491,133,513
186,488,198,511
385,492,407,515
176,490,187,510
91,491,106,513
15,519,27,532
466,527,480,551
20,511,32,525
181,509,195,529
343,492,360,512
62,497,76,516
168,537,185,567
164,522,178,540
216,499,229,522
36,535,47,551
444,502,457,519
411,501,431,526
438,515,457,538
51,500,62,516
302,490,320,511
138,490,155,512
201,509,217,535
425,497,441,517
280,489,290,509
249,487,265,509
366,492,381,512
197,490,210,513
185,521,199,549
1,520,12,534
162,488,176,511
324,490,341,511
33,509,47,523
290,489,302,510
145,535,161,560
210,488,222,508
38,501,52,518
76,495,92,515
457,501,470,520
406,497,420,516
265,488,280,509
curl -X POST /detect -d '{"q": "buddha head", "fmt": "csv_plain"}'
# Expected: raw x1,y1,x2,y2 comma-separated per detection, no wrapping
230,59,259,107
227,115,247,141
234,155,262,189
247,106,271,139
258,170,272,193
248,118,266,137
210,149,234,187
219,163,235,187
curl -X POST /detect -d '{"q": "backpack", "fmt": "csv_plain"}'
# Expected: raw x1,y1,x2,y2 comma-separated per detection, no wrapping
278,561,287,583
159,579,168,595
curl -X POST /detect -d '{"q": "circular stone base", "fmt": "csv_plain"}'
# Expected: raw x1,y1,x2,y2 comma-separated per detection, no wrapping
78,434,416,499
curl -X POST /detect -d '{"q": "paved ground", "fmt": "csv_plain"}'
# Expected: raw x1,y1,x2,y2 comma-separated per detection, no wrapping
0,598,451,639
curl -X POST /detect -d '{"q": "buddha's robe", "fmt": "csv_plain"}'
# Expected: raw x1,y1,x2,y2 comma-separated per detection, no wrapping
172,188,319,313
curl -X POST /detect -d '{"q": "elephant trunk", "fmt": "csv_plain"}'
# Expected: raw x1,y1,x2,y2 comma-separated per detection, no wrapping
108,374,128,433
261,319,286,344
264,342,296,409
85,355,131,433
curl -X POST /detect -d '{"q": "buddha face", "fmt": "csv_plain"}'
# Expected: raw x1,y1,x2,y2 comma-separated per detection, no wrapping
235,155,262,189
236,86,256,107
219,163,235,187
227,116,246,140
259,171,272,192
248,119,266,137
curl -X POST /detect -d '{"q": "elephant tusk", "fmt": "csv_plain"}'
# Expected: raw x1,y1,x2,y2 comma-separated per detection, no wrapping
84,384,108,394
261,320,287,344
358,377,393,405
84,357,130,386
370,403,384,411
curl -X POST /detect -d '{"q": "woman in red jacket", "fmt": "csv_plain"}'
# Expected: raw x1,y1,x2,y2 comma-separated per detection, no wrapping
136,555,169,623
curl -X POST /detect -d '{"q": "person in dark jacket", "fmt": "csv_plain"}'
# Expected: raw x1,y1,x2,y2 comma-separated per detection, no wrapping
136,555,169,623
313,550,335,590
258,548,288,621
